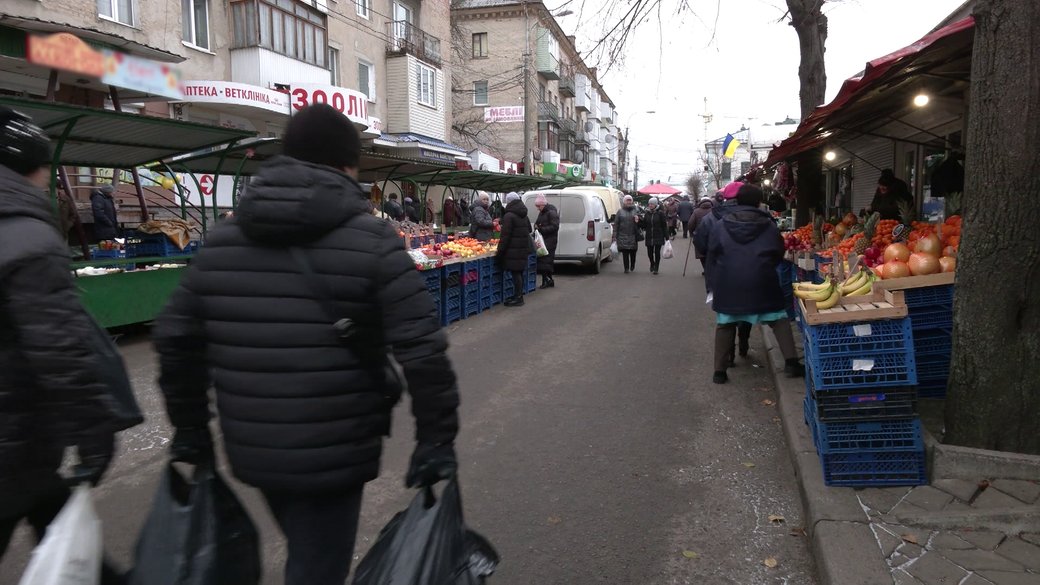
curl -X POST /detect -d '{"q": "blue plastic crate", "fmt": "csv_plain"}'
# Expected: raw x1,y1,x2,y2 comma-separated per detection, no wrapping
442,264,463,288
916,353,950,381
527,254,537,268
819,449,927,487
809,383,918,422
917,377,947,399
422,269,441,292
525,273,536,293
813,417,924,454
914,329,952,357
440,294,462,327
904,285,954,309
805,348,918,390
909,308,953,331
804,317,913,358
125,232,197,258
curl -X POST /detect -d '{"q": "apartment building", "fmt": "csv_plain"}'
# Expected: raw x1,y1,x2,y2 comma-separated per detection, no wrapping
450,0,623,186
0,0,463,167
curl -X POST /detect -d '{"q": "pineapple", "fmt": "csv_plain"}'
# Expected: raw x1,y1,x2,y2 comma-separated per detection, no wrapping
854,212,880,254
897,199,916,229
812,215,824,247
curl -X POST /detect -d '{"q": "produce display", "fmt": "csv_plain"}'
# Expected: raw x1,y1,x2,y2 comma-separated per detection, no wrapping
392,220,434,239
415,237,499,265
792,268,879,310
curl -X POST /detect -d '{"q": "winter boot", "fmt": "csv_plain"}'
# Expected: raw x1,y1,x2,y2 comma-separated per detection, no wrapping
540,275,551,289
712,371,728,384
785,358,806,378
547,275,555,288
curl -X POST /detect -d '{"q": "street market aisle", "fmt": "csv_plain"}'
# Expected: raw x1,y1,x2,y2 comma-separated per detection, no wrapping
1,250,817,585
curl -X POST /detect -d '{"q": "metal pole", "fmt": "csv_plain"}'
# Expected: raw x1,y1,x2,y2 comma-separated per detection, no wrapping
522,0,531,175
682,236,693,277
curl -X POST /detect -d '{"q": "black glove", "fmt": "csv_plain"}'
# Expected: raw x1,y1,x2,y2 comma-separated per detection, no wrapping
69,433,116,486
170,426,214,464
406,442,457,488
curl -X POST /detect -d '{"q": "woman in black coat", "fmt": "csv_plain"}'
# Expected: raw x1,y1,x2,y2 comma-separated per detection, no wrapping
495,192,533,307
705,184,804,384
640,197,673,275
534,193,560,288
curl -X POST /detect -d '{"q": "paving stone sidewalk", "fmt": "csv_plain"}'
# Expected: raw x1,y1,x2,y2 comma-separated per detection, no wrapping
761,327,1040,585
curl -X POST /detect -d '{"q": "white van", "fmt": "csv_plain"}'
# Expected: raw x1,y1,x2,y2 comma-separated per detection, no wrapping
524,189,614,273
563,185,624,220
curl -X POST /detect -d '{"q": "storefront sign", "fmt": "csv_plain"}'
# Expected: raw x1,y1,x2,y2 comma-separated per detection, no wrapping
418,149,457,163
180,81,290,115
290,84,368,126
28,33,182,99
484,106,524,123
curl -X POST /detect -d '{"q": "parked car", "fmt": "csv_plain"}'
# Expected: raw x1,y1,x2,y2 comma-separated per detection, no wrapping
523,189,614,273
563,185,624,222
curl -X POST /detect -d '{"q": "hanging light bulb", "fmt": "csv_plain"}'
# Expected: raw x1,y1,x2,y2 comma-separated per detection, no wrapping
824,151,837,162
914,93,930,107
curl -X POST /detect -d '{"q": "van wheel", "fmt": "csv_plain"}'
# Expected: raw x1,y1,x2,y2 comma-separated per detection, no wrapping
590,247,602,274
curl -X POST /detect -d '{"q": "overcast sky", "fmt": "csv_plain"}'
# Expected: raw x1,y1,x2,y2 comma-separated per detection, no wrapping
550,0,967,185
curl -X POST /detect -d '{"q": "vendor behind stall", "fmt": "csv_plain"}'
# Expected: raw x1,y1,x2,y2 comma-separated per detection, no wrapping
90,183,119,241
869,169,913,221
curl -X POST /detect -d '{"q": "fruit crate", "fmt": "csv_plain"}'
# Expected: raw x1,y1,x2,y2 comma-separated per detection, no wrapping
808,383,918,422
90,248,135,270
916,353,951,381
439,293,462,327
125,232,197,258
917,378,948,399
908,307,953,331
819,449,927,487
442,264,463,289
422,269,441,295
805,347,918,390
502,274,515,298
490,266,504,304
813,415,923,454
524,268,537,294
913,329,952,357
903,284,954,309
803,317,913,358
798,287,907,326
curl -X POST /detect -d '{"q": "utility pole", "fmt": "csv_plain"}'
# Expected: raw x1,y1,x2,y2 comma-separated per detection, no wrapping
522,0,532,174
633,155,640,192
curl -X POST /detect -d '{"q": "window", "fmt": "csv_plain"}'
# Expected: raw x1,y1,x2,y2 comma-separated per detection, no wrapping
416,62,436,107
328,47,340,85
182,0,210,50
98,0,134,26
472,32,488,58
230,0,327,67
355,0,369,18
392,1,413,42
740,161,750,177
473,81,488,106
721,162,732,181
358,60,376,100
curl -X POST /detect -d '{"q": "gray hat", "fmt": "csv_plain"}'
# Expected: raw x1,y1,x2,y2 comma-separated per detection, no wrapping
648,197,660,206
505,192,521,203
100,184,115,194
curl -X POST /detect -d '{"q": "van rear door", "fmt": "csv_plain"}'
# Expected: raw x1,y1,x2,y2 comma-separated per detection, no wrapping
553,194,589,257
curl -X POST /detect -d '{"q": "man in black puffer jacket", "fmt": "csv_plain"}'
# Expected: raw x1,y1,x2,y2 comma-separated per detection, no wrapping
496,192,533,307
154,104,461,585
0,107,122,579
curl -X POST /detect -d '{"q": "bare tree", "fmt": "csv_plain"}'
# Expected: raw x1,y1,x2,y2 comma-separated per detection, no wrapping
685,173,704,198
699,149,725,191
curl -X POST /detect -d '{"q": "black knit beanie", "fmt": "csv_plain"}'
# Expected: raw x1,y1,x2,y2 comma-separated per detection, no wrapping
736,184,764,207
283,103,362,170
0,106,51,175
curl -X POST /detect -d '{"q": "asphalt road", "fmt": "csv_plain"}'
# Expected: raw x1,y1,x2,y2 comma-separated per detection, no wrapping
1,243,818,585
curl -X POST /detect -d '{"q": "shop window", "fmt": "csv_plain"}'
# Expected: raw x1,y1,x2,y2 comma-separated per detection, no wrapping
358,60,376,100
416,62,436,107
473,81,488,106
98,0,135,26
355,0,369,19
328,47,340,85
182,0,210,50
472,33,488,58
231,0,327,68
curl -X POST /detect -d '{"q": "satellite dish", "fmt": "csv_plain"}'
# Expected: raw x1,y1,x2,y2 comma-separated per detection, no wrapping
584,121,595,132
479,163,488,170
533,150,542,161
605,135,616,144
573,150,585,164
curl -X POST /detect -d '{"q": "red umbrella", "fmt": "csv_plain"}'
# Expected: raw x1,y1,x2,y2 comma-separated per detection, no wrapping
638,183,681,195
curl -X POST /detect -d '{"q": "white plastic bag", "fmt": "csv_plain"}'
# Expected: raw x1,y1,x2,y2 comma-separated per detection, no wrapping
662,239,674,260
533,230,549,257
610,241,619,258
19,485,102,585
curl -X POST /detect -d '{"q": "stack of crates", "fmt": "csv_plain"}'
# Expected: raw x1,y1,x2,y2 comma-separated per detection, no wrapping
490,264,504,305
903,285,954,398
461,261,481,318
440,264,463,326
125,231,198,258
91,248,134,270
777,261,797,319
524,254,537,293
802,314,926,487
422,269,441,320
478,257,494,311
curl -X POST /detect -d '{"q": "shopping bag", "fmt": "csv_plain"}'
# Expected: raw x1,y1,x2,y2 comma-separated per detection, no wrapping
86,315,143,431
18,485,102,585
127,463,261,585
532,230,549,257
353,477,499,585
609,241,619,258
662,240,674,259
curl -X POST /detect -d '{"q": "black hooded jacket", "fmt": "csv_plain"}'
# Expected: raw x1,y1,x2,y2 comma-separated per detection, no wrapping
0,165,118,514
495,199,532,272
153,156,460,495
705,205,785,315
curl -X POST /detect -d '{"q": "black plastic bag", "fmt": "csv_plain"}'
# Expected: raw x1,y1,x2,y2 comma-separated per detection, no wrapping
353,478,499,585
86,315,143,431
128,463,261,585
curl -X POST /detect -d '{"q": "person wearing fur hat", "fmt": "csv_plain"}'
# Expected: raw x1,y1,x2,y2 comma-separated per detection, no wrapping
495,191,533,306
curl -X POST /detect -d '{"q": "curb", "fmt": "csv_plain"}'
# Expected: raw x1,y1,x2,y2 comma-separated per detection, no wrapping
761,325,893,585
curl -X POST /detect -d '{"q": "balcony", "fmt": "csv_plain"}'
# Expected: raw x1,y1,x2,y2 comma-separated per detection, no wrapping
560,117,577,135
538,101,560,123
386,21,441,67
558,75,575,97
537,53,560,80
573,131,589,145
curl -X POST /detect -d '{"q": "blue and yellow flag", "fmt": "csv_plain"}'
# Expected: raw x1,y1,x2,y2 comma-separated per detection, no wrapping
722,134,740,158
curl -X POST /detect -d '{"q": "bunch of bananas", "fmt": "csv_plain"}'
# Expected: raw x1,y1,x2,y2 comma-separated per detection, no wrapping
792,270,877,310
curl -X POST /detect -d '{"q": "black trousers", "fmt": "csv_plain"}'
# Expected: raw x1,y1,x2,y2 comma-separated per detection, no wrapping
682,222,691,238
510,271,524,297
0,477,124,584
621,249,637,271
263,487,365,585
647,244,663,269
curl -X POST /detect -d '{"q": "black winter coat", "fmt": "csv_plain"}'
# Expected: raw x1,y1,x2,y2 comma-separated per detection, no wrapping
535,204,559,273
678,200,695,223
91,190,118,240
153,156,460,495
706,205,786,315
690,200,715,259
640,207,671,246
0,166,120,515
495,199,533,272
